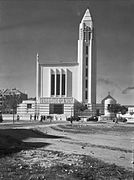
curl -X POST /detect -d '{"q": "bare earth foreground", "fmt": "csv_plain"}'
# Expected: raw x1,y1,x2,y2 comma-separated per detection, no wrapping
0,120,133,179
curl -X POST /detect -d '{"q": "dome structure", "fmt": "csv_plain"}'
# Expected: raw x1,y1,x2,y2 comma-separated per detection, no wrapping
102,93,117,117
105,96,116,105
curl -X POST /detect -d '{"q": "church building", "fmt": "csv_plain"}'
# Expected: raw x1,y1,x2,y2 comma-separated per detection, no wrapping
36,9,96,117
17,9,97,119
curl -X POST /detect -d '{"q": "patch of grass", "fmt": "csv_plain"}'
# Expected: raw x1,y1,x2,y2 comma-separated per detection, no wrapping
0,150,133,180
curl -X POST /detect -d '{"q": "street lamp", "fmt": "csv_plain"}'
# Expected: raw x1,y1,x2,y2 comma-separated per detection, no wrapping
71,105,73,117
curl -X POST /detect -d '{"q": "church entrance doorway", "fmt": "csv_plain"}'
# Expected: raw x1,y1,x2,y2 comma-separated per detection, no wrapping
49,104,64,114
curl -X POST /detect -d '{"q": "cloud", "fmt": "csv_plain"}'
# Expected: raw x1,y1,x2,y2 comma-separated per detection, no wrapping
122,87,134,94
98,78,113,85
97,78,121,90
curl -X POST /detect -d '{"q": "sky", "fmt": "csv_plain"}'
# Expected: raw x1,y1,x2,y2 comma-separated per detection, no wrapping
0,0,134,105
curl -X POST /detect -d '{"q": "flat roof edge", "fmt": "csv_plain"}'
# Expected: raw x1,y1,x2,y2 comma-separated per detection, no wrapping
40,62,79,67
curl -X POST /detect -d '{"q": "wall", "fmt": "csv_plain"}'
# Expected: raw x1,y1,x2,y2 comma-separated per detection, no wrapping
40,65,79,100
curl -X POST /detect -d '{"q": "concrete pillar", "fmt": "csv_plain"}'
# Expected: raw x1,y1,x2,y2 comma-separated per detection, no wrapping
36,53,39,101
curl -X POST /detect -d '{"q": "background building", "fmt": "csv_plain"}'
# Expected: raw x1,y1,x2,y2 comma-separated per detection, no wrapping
101,93,117,118
0,88,27,114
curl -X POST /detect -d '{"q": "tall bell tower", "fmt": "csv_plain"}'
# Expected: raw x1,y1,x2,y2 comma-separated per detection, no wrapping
77,9,96,111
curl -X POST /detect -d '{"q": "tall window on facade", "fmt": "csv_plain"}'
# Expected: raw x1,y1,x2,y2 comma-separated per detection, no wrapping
56,74,60,95
85,91,88,100
62,74,65,95
86,68,88,77
86,46,88,55
86,57,88,66
51,74,55,96
86,79,88,88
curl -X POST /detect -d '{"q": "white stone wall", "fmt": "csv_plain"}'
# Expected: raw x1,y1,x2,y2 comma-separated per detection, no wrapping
40,66,79,100
17,100,37,120
39,103,49,115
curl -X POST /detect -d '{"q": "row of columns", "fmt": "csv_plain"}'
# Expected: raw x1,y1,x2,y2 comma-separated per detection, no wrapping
51,69,66,97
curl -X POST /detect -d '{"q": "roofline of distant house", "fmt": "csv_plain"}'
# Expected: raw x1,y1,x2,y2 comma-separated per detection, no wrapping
0,88,27,96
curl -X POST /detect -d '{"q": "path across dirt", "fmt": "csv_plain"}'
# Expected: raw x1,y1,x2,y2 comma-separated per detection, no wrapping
0,121,133,179
20,122,134,171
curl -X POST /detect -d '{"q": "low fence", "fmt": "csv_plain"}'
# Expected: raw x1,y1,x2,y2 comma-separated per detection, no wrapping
2,114,17,121
2,114,31,121
1,113,67,121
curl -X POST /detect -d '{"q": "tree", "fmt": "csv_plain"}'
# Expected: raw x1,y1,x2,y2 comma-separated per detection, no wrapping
79,104,88,111
130,111,134,116
120,106,128,115
107,104,128,116
2,94,21,123
11,94,21,123
75,103,88,116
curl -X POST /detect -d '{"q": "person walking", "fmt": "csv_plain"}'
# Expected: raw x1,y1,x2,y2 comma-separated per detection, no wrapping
30,114,32,121
17,114,20,121
34,114,36,121
0,112,3,123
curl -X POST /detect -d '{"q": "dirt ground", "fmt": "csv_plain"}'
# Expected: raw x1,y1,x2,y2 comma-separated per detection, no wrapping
0,120,133,179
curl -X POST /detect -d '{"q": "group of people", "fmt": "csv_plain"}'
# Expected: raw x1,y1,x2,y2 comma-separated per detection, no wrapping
17,114,20,121
40,115,53,122
30,114,39,121
29,114,64,122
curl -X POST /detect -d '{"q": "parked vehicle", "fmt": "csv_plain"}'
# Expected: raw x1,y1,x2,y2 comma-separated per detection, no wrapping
113,117,127,123
67,116,81,122
87,116,98,122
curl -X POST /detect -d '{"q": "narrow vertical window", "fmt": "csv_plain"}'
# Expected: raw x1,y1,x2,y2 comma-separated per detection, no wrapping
85,79,88,88
85,91,88,100
62,74,65,95
51,74,55,95
86,57,88,66
86,46,88,55
56,74,60,95
86,68,88,77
